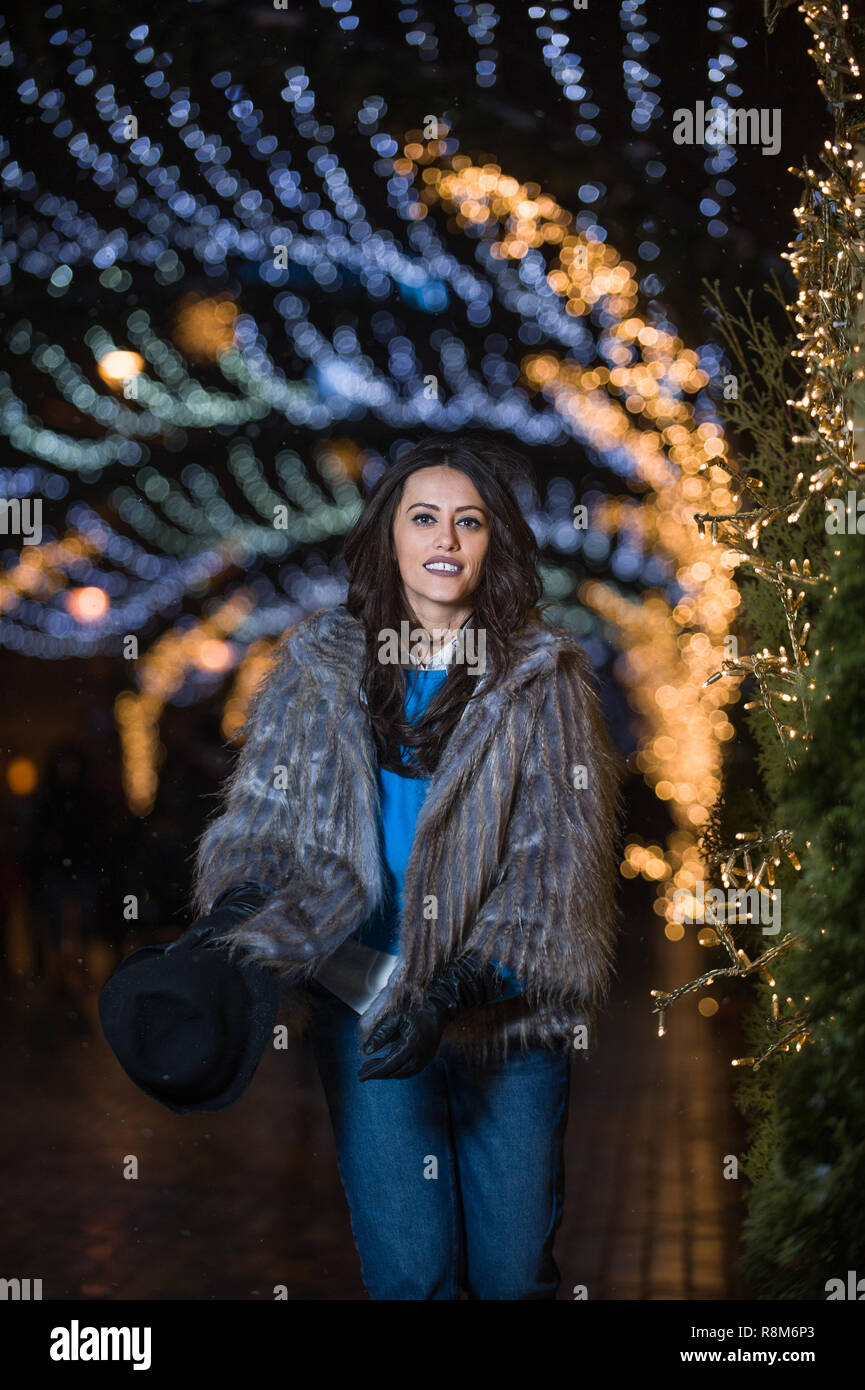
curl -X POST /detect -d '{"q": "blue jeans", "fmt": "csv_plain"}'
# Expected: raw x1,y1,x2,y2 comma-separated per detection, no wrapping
307,985,572,1300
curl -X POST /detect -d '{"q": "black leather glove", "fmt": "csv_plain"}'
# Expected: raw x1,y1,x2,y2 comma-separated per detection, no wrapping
357,950,516,1081
165,881,268,954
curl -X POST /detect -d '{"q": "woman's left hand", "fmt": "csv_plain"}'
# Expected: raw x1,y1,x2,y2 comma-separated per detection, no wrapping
357,1001,444,1080
357,951,518,1080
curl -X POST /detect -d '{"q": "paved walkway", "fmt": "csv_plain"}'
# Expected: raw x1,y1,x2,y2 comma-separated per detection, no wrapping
0,883,749,1300
559,888,750,1299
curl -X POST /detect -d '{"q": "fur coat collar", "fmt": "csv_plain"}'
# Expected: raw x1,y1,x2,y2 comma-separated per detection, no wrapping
190,604,624,1065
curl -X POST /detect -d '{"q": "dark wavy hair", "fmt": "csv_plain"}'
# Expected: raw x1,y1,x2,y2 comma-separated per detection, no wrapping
342,433,552,776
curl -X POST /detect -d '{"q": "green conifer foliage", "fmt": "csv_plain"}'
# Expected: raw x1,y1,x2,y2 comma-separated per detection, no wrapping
741,529,865,1297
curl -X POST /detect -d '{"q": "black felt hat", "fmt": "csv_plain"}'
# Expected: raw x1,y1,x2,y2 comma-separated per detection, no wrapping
98,934,277,1115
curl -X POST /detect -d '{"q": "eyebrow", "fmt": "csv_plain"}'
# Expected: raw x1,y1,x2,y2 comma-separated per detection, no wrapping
408,502,487,514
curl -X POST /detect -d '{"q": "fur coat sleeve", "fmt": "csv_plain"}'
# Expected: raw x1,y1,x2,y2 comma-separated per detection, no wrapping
460,645,623,1028
187,620,386,989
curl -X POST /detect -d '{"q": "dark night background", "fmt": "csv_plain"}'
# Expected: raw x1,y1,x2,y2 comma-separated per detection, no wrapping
0,0,831,1302
0,0,823,936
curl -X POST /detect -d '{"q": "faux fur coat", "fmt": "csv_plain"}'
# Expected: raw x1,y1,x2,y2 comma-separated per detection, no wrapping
189,603,625,1067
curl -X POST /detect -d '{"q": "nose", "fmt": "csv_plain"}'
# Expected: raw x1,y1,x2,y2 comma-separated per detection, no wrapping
435,525,460,547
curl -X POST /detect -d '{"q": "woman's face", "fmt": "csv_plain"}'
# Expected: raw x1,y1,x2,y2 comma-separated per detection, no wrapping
391,465,490,628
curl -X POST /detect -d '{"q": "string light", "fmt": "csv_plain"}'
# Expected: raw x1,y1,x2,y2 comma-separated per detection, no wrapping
650,0,865,1061
0,1,768,847
412,142,742,926
701,2,741,241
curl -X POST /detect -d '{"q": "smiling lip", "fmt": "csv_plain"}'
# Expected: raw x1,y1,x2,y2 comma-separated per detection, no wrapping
423,558,464,575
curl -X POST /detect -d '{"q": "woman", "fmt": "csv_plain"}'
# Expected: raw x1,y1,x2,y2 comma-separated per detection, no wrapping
188,434,624,1299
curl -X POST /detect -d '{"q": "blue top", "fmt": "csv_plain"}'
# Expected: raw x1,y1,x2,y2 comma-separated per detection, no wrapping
351,665,522,997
